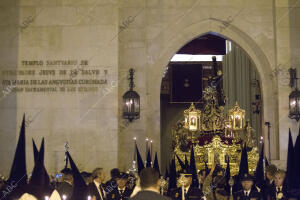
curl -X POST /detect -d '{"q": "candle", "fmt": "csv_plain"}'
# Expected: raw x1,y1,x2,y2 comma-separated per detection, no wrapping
126,101,130,112
45,196,49,200
235,115,241,128
87,196,91,200
191,117,195,125
260,136,264,144
62,195,67,200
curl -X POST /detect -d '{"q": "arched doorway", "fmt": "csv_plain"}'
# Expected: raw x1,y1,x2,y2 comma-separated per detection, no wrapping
160,33,263,173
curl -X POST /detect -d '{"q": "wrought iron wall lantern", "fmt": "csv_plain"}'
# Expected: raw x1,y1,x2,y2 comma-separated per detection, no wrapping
123,68,140,122
288,68,300,121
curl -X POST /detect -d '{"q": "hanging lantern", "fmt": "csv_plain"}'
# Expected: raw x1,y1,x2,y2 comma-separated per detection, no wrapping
289,89,300,121
123,68,140,122
184,103,201,131
288,68,300,121
228,102,245,131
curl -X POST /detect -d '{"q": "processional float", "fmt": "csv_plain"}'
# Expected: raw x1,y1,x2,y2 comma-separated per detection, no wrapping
171,57,259,176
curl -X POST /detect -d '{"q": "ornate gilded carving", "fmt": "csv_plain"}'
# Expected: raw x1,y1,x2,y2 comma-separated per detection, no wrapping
171,86,259,176
202,87,225,133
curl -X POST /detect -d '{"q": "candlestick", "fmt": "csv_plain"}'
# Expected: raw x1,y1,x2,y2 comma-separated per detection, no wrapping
160,177,163,194
260,136,264,144
146,138,149,158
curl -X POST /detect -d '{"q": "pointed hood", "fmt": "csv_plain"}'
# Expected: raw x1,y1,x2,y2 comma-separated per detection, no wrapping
32,139,39,164
225,158,231,195
292,127,300,188
29,138,50,186
136,144,144,173
153,152,160,176
28,138,52,199
32,138,50,187
146,150,152,168
234,144,249,193
233,145,249,194
164,166,169,179
190,146,199,187
66,151,88,200
38,138,45,163
8,114,27,185
238,144,249,177
175,154,186,171
184,155,189,170
168,158,177,191
265,156,269,166
285,129,294,190
39,139,50,187
255,143,265,188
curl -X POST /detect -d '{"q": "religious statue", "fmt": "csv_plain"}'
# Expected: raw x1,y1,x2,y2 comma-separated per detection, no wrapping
202,87,225,133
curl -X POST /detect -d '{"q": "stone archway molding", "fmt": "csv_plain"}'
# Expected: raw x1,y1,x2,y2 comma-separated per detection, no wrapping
146,17,278,161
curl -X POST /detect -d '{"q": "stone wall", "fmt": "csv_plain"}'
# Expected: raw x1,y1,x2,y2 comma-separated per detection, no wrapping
0,0,298,177
0,0,119,176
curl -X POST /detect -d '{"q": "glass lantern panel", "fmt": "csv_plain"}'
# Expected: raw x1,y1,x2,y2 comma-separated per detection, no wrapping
189,115,197,131
134,98,140,112
235,115,241,128
124,99,129,113
297,97,300,112
290,97,297,113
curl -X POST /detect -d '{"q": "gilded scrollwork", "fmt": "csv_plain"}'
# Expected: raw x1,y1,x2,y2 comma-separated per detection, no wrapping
171,86,259,176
